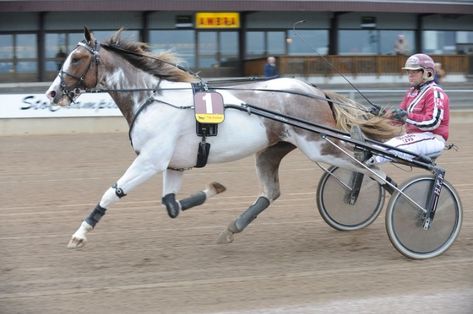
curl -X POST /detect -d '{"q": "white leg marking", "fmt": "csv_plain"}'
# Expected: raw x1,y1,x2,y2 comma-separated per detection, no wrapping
67,221,93,249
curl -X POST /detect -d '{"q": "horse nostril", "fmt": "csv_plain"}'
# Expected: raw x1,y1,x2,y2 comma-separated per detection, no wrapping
48,90,56,99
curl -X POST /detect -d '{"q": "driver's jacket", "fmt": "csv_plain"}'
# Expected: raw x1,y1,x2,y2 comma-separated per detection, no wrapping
399,81,450,141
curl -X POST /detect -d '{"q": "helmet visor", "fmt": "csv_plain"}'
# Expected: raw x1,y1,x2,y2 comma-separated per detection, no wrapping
402,64,423,71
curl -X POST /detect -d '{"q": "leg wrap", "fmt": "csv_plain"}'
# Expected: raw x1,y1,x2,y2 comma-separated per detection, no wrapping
180,191,207,211
162,193,180,219
85,203,107,228
234,196,270,232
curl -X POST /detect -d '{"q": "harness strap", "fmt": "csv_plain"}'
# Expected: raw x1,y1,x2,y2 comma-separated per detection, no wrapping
128,95,157,148
192,82,214,168
324,93,338,122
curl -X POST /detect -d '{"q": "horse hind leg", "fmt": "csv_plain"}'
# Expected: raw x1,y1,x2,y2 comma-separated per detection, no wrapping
161,169,226,218
162,182,227,217
217,142,296,244
180,182,226,210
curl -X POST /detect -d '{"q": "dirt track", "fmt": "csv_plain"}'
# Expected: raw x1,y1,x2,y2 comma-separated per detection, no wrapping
1,123,473,314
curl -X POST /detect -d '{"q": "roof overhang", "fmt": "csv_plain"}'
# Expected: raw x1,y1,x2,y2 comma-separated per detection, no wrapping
0,0,472,15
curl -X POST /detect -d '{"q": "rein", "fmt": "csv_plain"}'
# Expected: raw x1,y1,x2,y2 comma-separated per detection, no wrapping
66,40,375,116
61,39,381,148
291,20,383,115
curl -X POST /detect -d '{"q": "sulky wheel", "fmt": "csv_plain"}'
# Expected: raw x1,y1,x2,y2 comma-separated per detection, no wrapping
385,175,462,259
316,166,385,231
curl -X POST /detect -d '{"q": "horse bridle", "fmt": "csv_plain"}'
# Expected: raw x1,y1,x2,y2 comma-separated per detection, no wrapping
58,40,100,102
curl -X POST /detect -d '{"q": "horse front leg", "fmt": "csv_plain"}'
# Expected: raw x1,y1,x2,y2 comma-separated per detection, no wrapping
161,169,226,218
67,155,163,249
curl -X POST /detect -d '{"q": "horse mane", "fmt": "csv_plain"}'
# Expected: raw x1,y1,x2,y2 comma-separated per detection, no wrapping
103,29,197,83
324,90,404,142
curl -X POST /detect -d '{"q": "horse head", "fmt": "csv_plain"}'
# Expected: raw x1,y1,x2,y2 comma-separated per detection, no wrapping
46,27,102,107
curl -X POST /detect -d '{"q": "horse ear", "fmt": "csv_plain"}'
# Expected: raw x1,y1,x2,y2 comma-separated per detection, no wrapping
84,26,95,44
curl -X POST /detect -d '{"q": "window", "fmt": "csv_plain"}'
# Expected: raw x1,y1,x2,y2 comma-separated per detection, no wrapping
219,31,239,66
246,31,265,57
198,32,217,68
423,30,463,55
287,30,328,55
338,30,414,55
197,31,239,69
0,33,37,75
456,31,473,55
150,30,195,68
0,35,14,74
339,30,378,55
379,31,414,55
267,31,285,55
45,33,67,72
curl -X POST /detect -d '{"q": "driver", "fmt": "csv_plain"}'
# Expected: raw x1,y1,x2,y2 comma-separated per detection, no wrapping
368,53,450,164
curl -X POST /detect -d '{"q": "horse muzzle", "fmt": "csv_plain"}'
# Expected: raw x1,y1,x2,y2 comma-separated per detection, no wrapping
46,84,81,107
46,89,69,107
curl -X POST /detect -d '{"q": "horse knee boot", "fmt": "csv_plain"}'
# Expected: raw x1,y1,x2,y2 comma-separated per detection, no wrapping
162,193,180,218
234,196,270,232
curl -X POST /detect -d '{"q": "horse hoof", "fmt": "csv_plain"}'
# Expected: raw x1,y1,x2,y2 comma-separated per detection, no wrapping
206,182,227,198
216,229,234,244
67,236,86,249
211,182,226,194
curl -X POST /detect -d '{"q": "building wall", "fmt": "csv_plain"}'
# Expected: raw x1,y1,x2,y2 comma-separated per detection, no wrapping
0,10,472,82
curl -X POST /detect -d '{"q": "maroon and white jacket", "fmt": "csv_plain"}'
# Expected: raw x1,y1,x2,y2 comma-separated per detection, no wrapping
399,81,450,140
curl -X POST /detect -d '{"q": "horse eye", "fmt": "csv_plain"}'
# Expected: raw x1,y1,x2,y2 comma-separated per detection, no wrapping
71,57,80,64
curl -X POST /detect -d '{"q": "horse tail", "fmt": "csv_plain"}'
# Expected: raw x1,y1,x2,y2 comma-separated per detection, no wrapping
324,90,403,142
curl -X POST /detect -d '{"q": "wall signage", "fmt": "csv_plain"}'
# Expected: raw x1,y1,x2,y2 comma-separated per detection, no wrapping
195,12,240,29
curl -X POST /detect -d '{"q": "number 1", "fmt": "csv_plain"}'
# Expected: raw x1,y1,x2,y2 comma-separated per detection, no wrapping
203,93,213,113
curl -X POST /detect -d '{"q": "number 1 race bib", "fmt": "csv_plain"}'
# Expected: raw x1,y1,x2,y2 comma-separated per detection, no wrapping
194,91,225,124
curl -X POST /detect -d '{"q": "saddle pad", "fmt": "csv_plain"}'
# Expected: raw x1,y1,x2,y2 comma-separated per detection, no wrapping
194,91,225,124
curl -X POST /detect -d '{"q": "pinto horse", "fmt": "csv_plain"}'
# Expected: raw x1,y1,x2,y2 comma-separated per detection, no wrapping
46,28,401,248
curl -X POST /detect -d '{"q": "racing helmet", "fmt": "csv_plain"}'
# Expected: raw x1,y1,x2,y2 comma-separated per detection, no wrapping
402,53,435,81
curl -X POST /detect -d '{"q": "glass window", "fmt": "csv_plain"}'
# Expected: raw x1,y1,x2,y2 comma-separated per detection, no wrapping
150,30,195,68
45,33,67,58
0,35,13,59
456,31,473,54
379,31,414,55
267,31,285,55
46,61,58,72
287,30,328,55
16,34,37,58
67,33,84,51
17,61,37,73
246,31,265,57
45,33,78,73
246,31,288,58
0,62,13,73
0,34,37,75
338,30,378,55
220,31,239,65
457,31,473,44
198,31,218,68
423,30,458,55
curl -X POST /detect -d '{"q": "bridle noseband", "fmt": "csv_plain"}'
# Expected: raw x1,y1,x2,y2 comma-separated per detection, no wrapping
59,40,100,102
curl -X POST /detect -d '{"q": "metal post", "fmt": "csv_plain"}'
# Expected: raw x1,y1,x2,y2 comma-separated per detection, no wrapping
37,12,46,82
